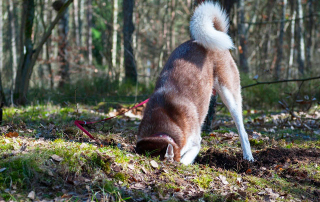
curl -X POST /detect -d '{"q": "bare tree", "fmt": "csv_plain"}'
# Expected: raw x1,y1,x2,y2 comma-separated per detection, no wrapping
274,0,287,79
86,0,93,66
288,5,296,78
112,0,119,73
57,0,70,88
73,0,80,47
237,0,249,73
306,0,314,71
14,0,73,105
296,0,305,75
0,0,7,105
123,0,137,83
8,0,18,104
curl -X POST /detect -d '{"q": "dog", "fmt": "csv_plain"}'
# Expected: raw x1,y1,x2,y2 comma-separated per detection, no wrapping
136,2,254,165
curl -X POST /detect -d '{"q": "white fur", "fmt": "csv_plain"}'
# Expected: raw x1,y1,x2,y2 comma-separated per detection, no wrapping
190,2,234,50
215,82,254,161
180,132,202,165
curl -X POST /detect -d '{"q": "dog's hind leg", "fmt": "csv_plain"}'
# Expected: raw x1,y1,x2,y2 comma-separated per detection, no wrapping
216,84,254,161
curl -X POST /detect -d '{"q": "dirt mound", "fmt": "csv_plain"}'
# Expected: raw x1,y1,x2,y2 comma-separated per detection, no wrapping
196,147,320,186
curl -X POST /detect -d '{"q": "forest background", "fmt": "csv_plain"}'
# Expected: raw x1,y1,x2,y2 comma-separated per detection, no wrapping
0,0,319,109
1,0,320,201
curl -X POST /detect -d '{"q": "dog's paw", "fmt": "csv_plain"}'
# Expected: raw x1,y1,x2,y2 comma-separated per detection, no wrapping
244,156,254,162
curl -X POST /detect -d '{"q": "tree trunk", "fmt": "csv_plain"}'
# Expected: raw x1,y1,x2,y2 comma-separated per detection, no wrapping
14,0,73,105
296,0,305,75
73,0,80,47
237,0,249,73
14,0,35,105
86,0,93,66
58,0,70,88
112,0,119,75
169,0,176,52
274,0,287,79
46,0,54,89
306,0,314,72
8,0,18,104
0,0,7,105
123,0,137,83
288,8,296,78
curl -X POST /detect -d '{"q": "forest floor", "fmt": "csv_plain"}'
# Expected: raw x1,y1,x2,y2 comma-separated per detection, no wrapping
0,102,320,201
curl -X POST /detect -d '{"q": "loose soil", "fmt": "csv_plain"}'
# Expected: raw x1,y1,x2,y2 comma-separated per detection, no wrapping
196,147,320,187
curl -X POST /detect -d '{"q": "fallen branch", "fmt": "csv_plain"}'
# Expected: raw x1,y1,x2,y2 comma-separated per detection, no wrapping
242,76,320,89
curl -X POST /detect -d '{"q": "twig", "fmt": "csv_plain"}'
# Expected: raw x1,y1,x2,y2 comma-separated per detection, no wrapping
241,76,320,89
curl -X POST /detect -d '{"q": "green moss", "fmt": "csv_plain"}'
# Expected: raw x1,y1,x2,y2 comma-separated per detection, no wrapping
113,172,128,182
0,154,44,190
90,152,112,173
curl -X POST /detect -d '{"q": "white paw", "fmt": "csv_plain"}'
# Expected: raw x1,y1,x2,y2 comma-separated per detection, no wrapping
244,155,254,162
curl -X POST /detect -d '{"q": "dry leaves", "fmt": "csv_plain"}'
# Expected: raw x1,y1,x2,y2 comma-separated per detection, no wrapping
5,132,19,138
150,160,158,169
51,154,63,162
27,191,35,200
219,175,229,185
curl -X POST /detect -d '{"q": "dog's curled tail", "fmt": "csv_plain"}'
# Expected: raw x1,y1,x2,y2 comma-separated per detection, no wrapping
190,2,234,51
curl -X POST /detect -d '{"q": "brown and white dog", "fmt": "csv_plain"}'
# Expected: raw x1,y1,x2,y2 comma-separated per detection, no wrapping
136,2,254,165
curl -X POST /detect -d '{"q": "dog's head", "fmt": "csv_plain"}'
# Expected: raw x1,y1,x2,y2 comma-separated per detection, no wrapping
135,134,181,162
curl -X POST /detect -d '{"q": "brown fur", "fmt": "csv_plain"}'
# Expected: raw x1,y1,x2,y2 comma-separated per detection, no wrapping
136,40,240,162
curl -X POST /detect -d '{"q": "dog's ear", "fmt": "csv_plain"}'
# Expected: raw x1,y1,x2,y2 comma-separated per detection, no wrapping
164,144,174,161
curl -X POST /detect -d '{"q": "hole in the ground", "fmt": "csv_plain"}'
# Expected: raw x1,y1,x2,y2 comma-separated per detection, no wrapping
195,147,320,186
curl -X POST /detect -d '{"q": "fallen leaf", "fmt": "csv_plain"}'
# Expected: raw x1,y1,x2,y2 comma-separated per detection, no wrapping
245,168,252,174
127,164,135,170
51,154,63,162
132,183,145,190
219,175,229,185
28,191,35,200
236,177,242,184
5,132,19,138
265,188,273,193
61,194,71,199
150,160,158,169
141,167,148,174
174,188,181,192
48,170,54,176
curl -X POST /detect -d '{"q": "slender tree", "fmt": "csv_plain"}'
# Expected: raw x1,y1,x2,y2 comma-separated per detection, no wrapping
237,0,249,73
73,0,80,47
57,0,70,88
123,0,137,83
0,0,7,105
306,0,314,71
86,0,93,66
8,0,18,104
112,0,119,73
296,0,305,75
274,0,287,79
288,5,296,78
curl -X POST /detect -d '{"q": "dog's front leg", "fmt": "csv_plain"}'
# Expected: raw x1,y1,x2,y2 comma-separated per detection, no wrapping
217,85,254,161
180,133,202,165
